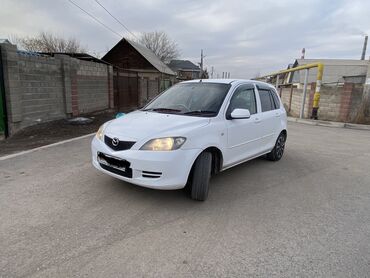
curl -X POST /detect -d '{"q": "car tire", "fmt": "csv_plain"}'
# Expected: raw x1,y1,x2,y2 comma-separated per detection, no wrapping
189,152,212,201
266,132,286,161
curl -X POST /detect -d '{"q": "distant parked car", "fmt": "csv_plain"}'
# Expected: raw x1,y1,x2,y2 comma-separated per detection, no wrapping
92,79,287,201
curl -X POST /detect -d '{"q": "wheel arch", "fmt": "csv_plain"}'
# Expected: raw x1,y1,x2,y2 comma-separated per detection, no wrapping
281,129,287,139
185,146,224,190
202,146,224,175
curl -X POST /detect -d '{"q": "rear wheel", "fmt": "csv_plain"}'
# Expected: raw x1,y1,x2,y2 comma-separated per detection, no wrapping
266,132,286,161
188,152,212,201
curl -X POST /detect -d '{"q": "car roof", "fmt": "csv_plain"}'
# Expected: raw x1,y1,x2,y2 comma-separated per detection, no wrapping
181,79,276,89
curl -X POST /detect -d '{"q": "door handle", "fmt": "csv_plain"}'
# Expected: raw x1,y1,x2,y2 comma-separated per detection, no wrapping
254,117,261,123
275,112,281,117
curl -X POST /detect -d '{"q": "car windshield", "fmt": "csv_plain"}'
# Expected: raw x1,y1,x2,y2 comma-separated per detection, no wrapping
143,83,231,117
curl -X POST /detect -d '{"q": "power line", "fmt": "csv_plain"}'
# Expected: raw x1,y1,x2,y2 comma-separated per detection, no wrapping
93,0,138,39
67,0,123,38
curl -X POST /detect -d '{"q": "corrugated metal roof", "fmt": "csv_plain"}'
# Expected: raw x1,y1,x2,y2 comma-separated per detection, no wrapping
0,39,11,44
168,60,200,71
296,58,369,66
17,50,42,57
39,52,110,65
126,39,175,75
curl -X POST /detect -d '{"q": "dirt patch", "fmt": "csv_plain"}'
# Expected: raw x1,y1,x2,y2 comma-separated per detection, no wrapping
0,110,116,157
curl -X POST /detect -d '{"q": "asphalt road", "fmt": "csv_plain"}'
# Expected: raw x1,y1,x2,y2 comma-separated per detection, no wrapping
1,122,370,277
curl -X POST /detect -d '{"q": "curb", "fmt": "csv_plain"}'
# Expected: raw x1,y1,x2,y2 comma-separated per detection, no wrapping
343,123,370,131
288,117,370,131
0,133,95,161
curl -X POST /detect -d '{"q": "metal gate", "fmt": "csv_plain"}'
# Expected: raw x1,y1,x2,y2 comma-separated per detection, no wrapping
113,69,139,112
0,47,8,137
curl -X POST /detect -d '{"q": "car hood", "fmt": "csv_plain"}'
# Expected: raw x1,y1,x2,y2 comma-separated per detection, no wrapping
104,111,210,141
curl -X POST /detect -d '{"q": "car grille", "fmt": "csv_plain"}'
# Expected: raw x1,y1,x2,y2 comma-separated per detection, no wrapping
104,135,136,151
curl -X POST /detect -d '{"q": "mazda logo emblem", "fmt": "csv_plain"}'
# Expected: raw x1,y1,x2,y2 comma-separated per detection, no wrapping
112,137,119,146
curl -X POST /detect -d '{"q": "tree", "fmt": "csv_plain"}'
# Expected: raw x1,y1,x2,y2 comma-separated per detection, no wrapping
12,32,87,53
138,31,180,63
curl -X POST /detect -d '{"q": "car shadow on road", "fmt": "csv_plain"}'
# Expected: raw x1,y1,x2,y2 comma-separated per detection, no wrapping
101,156,275,206
103,174,190,203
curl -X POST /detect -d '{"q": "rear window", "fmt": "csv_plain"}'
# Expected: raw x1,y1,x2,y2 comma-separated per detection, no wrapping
270,90,280,109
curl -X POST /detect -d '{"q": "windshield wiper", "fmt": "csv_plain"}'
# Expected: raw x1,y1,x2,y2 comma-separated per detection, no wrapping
183,110,217,116
142,108,181,113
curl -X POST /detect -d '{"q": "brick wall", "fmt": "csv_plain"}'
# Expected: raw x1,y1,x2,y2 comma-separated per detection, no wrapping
0,43,113,136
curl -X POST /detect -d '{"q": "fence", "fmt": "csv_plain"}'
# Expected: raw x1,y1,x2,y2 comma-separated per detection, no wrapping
0,47,7,137
0,42,114,136
0,42,176,137
114,69,139,111
114,68,174,112
279,79,366,123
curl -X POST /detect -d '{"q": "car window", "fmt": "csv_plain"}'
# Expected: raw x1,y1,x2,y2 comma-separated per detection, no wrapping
227,86,257,117
258,89,274,112
270,90,280,109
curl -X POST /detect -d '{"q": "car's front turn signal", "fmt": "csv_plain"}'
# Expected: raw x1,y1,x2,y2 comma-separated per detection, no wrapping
140,137,186,151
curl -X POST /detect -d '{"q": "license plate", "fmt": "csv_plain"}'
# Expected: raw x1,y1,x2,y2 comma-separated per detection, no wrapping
97,152,127,172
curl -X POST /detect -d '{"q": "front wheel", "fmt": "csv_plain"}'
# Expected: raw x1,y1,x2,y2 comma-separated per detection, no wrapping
188,152,212,201
266,132,286,161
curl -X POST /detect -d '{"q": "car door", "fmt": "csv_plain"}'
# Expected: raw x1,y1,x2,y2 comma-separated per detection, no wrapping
224,84,264,167
256,86,281,152
269,88,284,137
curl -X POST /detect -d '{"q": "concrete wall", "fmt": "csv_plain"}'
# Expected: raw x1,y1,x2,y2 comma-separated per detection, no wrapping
315,85,342,121
280,86,310,118
0,43,113,135
76,60,110,113
280,82,366,123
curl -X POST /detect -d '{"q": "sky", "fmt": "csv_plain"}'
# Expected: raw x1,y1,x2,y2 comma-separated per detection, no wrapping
1,0,370,78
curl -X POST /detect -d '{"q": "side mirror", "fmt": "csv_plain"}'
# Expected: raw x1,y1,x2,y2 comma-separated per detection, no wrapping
230,108,251,119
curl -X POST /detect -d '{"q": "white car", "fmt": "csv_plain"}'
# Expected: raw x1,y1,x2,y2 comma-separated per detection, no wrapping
92,79,287,201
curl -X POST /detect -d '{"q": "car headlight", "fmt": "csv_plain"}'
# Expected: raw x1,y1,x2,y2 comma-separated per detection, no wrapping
96,125,105,141
140,137,186,151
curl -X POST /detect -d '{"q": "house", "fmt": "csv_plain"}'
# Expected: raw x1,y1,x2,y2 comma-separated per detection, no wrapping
167,60,201,80
102,38,176,110
288,58,369,86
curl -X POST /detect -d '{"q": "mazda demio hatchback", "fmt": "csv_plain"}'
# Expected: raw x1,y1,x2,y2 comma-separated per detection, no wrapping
92,79,287,201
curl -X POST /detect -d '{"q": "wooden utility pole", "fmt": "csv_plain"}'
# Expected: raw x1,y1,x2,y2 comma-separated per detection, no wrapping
200,49,204,78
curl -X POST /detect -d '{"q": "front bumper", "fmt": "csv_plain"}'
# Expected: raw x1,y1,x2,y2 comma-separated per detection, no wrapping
91,137,201,190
